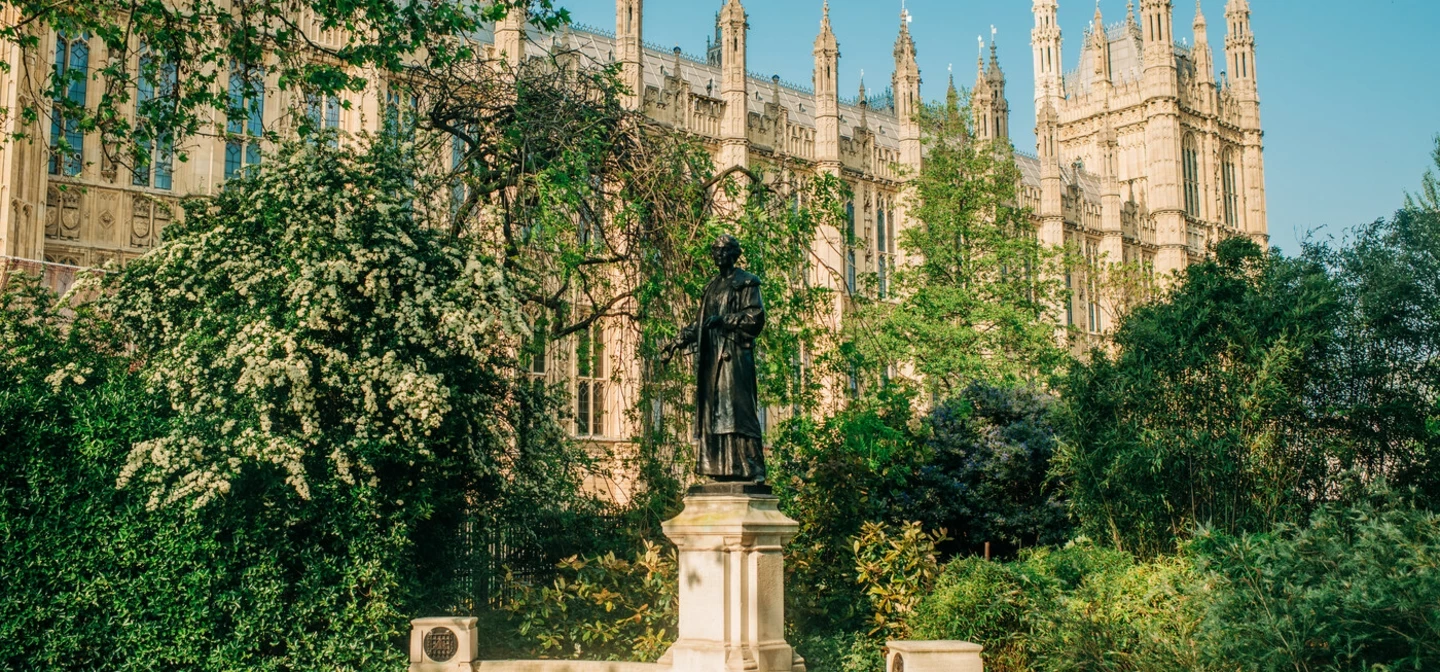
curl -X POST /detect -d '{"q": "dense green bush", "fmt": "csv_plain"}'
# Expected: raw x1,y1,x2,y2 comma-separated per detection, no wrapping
852,521,945,639
0,271,419,670
502,541,677,662
1195,489,1440,670
910,541,1206,672
791,631,885,672
1059,238,1342,555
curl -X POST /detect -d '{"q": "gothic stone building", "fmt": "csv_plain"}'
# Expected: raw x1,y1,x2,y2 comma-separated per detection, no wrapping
0,0,1266,493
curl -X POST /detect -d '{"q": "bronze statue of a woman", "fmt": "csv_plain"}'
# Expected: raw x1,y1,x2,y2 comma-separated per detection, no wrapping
663,235,767,483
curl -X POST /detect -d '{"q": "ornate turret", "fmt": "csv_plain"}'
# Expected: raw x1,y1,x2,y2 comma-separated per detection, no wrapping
1136,0,1186,277
1036,97,1064,249
616,0,643,110
1225,0,1265,241
1224,0,1257,96
496,3,527,65
1031,0,1063,111
718,0,748,170
1140,0,1175,68
1192,0,1214,86
974,29,1010,143
892,6,921,172
814,0,841,174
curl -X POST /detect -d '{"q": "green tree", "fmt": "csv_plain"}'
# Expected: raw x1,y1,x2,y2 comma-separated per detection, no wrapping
1404,135,1440,213
1058,238,1342,555
848,93,1068,395
1319,205,1440,496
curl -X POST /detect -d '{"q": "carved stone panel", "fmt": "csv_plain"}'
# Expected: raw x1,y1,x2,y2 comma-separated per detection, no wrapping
95,190,119,245
130,195,172,248
130,196,154,248
45,186,81,240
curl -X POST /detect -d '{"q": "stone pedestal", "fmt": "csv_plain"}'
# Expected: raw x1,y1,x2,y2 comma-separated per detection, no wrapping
659,491,802,672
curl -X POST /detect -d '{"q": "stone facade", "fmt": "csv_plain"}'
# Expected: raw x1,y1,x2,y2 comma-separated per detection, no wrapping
1028,0,1268,334
0,0,1265,492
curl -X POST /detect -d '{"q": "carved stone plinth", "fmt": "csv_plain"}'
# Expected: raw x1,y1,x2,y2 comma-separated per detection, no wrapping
659,493,802,672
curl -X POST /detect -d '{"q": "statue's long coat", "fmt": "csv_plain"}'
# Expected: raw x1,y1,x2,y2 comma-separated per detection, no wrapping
682,268,766,443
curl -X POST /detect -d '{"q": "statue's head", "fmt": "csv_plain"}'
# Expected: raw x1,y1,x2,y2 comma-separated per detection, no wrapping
710,234,742,269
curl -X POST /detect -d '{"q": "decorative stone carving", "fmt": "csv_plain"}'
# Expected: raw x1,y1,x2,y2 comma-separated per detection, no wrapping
129,196,163,248
408,617,477,672
45,186,81,240
128,196,174,249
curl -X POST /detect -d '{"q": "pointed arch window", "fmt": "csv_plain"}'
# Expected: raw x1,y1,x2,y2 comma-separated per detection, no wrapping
1222,148,1239,227
1182,134,1200,217
50,31,90,176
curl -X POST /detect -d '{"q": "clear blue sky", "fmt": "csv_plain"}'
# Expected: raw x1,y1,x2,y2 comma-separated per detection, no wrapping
558,0,1440,255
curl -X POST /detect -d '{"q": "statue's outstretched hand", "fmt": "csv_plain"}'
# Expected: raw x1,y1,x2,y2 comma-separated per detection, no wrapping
660,341,681,366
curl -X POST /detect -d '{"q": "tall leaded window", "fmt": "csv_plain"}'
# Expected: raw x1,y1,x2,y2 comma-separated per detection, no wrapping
575,322,605,437
1222,148,1239,227
49,31,89,176
844,200,856,295
1182,134,1200,217
225,65,264,179
133,47,176,189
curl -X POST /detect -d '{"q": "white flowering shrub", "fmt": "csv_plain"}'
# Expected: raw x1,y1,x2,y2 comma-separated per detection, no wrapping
106,141,532,509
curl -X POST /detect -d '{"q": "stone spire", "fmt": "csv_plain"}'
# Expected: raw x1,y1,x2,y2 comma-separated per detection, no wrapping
1192,0,1214,86
616,0,643,110
857,75,868,129
718,0,748,170
1092,2,1112,83
973,37,993,141
1036,96,1064,249
893,6,921,171
814,0,841,174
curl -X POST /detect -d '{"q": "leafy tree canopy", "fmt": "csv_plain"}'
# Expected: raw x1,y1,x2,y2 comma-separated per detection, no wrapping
848,93,1068,395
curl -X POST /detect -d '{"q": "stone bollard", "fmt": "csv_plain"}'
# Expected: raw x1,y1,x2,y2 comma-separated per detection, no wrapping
658,484,803,672
409,617,479,672
885,641,983,672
